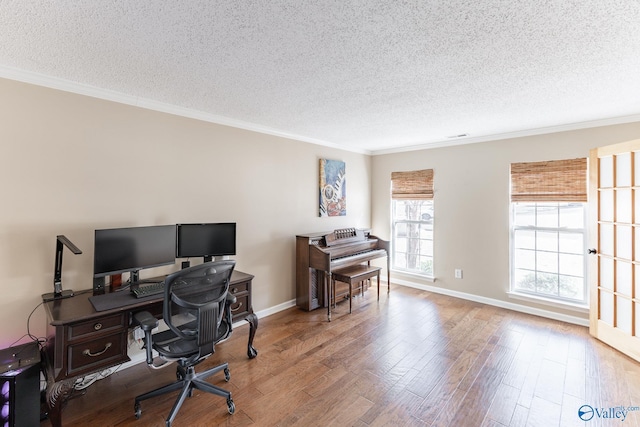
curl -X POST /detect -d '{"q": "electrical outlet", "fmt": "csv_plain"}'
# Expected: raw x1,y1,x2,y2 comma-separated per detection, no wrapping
455,269,463,279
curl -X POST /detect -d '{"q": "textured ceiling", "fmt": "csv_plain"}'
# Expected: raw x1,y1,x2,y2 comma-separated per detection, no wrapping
1,1,640,154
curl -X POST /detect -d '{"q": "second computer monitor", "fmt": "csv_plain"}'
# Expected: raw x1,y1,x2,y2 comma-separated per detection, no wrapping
176,223,236,261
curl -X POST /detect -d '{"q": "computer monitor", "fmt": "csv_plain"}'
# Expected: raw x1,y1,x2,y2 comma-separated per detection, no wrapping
93,225,176,282
176,223,236,262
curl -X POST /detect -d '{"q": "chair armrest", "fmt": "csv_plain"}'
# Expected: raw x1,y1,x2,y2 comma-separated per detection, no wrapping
222,293,237,330
133,311,158,365
133,311,159,331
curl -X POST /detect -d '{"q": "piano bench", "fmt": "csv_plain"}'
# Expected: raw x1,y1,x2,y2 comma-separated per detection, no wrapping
331,265,381,314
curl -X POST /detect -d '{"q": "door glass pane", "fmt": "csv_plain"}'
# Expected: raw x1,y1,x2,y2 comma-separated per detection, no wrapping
617,260,632,296
616,152,632,187
635,151,640,186
600,290,614,325
600,223,614,256
636,303,640,338
617,189,632,224
616,225,632,260
600,257,614,290
600,155,614,188
616,296,632,334
635,189,640,224
600,189,614,222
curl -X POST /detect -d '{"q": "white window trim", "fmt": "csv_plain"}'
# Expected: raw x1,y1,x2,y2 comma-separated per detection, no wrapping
391,200,434,278
507,290,589,313
509,202,588,307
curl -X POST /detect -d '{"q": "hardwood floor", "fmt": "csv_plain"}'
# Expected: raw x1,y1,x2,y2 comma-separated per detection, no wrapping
43,285,640,427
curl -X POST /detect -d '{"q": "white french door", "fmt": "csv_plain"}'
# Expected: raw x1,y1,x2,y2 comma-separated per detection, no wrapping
589,139,640,362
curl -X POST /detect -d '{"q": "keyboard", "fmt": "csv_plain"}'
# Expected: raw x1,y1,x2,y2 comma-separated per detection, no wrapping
131,282,165,298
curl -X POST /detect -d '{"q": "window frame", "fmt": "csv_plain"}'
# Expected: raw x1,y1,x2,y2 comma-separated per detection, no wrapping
509,201,588,305
391,199,434,278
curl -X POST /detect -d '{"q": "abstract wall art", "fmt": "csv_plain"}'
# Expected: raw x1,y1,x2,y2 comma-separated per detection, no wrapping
319,158,346,217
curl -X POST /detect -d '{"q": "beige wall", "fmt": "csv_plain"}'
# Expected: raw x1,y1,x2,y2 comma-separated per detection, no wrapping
0,77,372,346
4,75,640,347
372,121,640,320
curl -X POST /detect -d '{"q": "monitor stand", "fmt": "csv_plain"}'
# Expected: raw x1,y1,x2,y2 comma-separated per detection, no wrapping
130,270,140,284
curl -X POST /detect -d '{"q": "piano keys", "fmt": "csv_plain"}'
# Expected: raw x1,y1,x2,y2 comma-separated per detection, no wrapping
296,228,390,319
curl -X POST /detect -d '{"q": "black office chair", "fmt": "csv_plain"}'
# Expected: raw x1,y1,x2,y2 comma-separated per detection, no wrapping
133,260,237,427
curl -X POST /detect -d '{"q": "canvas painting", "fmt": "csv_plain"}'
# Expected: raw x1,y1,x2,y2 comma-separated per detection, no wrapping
319,158,346,217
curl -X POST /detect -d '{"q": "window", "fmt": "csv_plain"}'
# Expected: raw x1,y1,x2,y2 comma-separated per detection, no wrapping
512,202,587,302
510,158,588,305
391,169,434,277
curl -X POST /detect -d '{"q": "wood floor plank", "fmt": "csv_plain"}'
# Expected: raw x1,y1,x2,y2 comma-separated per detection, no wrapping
525,396,561,427
484,383,520,426
413,348,482,424
42,285,640,427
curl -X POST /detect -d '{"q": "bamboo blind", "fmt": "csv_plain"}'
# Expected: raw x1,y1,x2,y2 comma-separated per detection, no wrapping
391,169,434,200
510,158,587,202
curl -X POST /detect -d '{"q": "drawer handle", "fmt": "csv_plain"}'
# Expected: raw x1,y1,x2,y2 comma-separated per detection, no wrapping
231,287,238,294
94,323,103,331
231,302,243,312
83,342,112,357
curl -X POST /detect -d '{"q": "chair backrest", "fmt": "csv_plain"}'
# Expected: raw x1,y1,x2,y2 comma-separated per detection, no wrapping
162,260,235,356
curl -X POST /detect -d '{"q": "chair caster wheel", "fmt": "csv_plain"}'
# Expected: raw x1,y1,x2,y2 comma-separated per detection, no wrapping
227,398,235,414
224,367,231,382
134,402,141,419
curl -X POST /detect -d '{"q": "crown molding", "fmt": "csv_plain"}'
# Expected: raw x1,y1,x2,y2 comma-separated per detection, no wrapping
0,65,370,155
3,65,637,157
371,113,640,155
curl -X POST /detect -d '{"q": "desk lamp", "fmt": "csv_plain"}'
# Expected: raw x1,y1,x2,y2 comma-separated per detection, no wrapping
42,235,82,302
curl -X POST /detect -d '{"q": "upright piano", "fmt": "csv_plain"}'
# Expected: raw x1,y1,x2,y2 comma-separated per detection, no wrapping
296,228,390,317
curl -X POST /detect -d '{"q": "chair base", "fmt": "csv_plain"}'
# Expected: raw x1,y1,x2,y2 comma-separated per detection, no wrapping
134,362,234,427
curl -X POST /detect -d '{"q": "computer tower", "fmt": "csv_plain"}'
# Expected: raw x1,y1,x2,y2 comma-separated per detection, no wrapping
0,342,41,427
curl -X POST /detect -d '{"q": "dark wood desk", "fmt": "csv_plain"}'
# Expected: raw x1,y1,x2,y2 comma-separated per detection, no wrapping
42,270,257,427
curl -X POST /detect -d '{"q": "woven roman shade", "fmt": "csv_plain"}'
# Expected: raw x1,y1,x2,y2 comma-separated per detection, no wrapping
391,169,434,200
510,158,587,202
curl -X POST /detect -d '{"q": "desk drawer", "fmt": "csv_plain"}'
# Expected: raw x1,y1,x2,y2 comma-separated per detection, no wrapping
67,332,128,376
230,293,249,321
68,313,126,341
229,281,249,296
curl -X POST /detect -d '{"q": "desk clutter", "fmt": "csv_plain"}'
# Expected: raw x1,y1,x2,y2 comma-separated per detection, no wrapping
43,222,237,303
89,284,163,311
